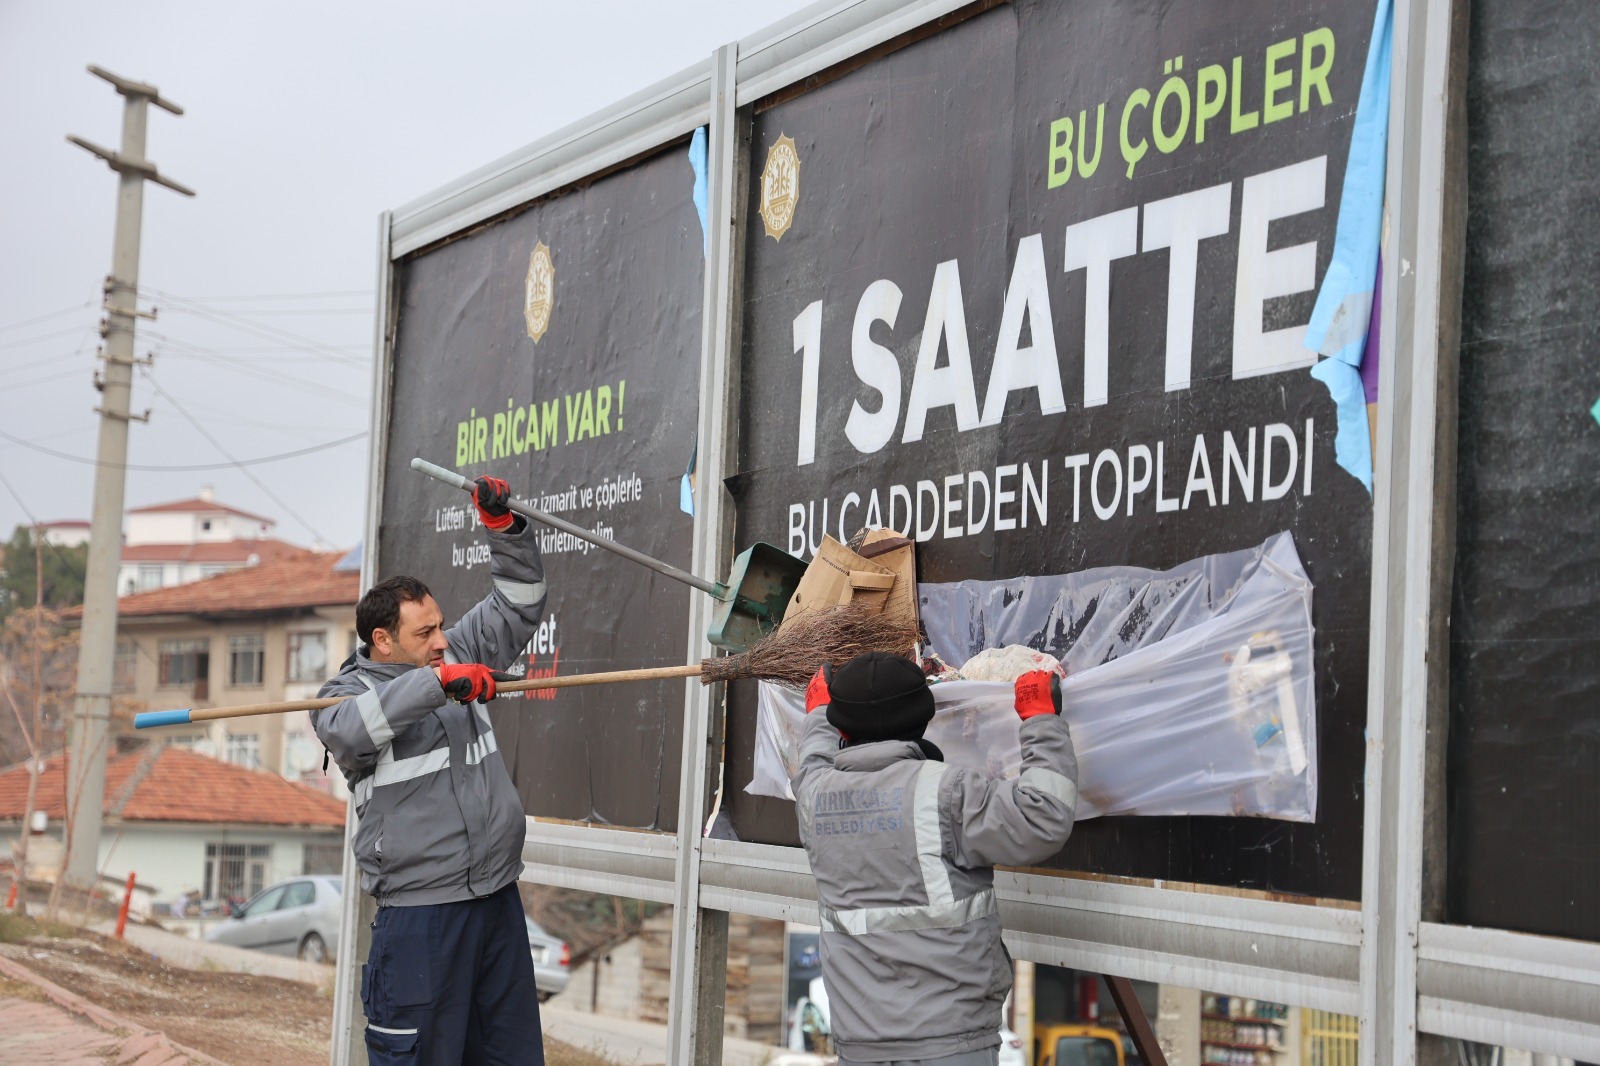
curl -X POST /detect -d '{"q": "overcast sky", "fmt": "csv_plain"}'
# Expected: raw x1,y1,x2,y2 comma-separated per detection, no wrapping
0,0,812,550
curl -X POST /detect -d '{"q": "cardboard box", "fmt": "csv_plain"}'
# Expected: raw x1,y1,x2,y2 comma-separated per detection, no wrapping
780,532,920,655
783,536,895,622
860,529,919,640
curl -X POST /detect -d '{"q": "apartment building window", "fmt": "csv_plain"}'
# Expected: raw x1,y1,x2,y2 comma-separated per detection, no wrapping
200,564,229,578
229,634,265,686
138,564,163,590
158,639,209,687
225,732,261,769
113,641,137,693
286,631,328,683
348,629,361,656
204,842,270,900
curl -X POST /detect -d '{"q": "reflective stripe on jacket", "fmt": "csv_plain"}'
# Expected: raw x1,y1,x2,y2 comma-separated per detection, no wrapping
792,710,1077,1062
311,519,547,907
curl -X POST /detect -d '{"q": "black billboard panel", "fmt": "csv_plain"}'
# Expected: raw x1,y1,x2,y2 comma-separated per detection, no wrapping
1447,0,1600,942
727,0,1376,898
380,146,704,830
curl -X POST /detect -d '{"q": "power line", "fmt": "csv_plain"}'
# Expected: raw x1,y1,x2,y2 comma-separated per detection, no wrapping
0,467,42,526
0,425,367,471
146,289,368,368
147,333,368,405
0,324,92,354
0,467,89,581
0,367,89,392
159,289,373,302
0,466,163,673
167,307,371,317
169,342,366,352
0,302,96,336
0,350,92,379
139,368,340,547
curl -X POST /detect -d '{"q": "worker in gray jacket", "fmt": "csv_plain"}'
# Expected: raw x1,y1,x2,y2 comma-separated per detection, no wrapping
313,475,547,1066
793,651,1078,1066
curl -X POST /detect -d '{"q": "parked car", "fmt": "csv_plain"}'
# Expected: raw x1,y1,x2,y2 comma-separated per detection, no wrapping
203,875,342,963
525,916,571,1001
1032,1023,1126,1066
998,1022,1025,1066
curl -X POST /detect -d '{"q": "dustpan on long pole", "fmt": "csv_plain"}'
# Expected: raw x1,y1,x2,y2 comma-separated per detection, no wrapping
411,458,804,652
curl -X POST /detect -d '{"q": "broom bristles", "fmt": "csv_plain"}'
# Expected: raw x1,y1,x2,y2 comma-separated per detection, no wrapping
699,604,920,689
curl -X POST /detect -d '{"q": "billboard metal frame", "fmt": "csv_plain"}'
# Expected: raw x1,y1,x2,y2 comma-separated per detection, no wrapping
338,2,1600,1063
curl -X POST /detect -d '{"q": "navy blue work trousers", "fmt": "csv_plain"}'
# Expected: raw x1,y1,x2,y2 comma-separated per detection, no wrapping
361,881,544,1064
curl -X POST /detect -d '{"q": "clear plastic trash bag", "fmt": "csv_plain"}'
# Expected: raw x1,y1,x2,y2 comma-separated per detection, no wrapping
747,531,1317,822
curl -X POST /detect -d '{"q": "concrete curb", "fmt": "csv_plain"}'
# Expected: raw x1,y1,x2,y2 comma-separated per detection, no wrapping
89,920,333,991
0,953,231,1065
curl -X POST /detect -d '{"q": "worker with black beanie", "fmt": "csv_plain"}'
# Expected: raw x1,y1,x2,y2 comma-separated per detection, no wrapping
792,651,1079,1066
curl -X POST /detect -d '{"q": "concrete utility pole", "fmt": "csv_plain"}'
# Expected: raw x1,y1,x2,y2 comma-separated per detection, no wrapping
62,66,193,891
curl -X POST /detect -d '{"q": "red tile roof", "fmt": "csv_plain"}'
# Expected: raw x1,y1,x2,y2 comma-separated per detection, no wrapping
0,747,345,828
120,538,305,565
109,550,357,618
127,497,274,522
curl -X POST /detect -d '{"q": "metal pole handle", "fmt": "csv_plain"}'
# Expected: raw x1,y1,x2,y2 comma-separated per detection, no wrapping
410,458,724,598
133,664,707,729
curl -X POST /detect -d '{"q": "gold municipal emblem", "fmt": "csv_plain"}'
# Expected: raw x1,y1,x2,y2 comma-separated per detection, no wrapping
759,134,800,241
524,241,554,342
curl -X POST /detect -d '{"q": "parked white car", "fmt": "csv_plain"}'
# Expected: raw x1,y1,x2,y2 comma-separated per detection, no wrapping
203,875,342,963
526,916,571,1001
997,1022,1025,1066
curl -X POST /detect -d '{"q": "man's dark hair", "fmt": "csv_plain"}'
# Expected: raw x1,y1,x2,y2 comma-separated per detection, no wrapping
357,575,433,645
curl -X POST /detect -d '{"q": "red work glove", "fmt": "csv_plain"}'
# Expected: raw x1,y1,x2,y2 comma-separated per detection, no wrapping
1014,670,1063,721
437,663,518,703
473,475,516,531
804,663,834,713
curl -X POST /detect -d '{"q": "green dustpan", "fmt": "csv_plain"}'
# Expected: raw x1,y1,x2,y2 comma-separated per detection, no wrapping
413,458,806,652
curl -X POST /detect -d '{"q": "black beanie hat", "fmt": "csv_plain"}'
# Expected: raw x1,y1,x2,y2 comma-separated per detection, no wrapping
825,651,934,743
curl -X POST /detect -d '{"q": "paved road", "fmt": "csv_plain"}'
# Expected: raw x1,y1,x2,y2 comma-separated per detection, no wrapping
541,1004,811,1066
0,966,216,1065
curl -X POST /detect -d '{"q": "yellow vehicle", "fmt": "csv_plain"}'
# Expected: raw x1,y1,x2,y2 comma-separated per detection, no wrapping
1033,1023,1127,1066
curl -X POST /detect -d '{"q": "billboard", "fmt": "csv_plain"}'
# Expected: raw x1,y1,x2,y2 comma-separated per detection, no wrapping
725,0,1378,899
1447,0,1600,942
379,144,705,830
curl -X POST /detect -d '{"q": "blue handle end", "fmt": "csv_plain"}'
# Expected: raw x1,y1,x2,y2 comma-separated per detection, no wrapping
136,709,193,729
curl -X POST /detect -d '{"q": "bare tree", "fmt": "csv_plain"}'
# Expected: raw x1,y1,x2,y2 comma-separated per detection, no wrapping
2,602,76,914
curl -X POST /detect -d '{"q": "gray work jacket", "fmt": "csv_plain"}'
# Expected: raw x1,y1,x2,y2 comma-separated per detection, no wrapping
792,710,1078,1063
312,519,546,907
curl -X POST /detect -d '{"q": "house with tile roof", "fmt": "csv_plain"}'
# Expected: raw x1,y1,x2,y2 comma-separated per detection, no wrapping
117,487,306,594
0,745,345,905
38,519,92,548
99,549,360,798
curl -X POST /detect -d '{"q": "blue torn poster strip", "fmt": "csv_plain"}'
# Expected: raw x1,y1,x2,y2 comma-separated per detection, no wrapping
680,432,698,515
1361,255,1383,404
1311,358,1373,493
689,126,709,255
1305,0,1392,493
1591,395,1600,427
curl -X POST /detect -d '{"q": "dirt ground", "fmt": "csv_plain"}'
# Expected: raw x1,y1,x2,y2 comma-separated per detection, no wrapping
0,914,611,1065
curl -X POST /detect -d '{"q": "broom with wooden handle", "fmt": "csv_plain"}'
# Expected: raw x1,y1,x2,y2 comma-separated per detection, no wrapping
133,604,917,729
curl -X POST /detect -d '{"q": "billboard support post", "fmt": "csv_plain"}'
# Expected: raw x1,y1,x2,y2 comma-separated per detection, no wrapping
667,41,744,1066
1359,0,1469,1062
330,208,398,1066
